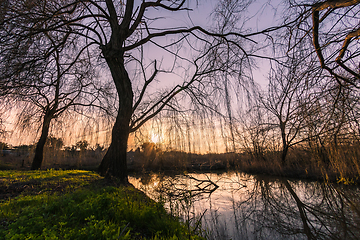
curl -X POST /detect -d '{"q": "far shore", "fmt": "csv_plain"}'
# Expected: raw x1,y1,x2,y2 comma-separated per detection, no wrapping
1,147,359,185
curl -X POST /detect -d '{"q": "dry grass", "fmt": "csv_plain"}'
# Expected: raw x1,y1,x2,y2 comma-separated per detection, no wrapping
1,144,359,184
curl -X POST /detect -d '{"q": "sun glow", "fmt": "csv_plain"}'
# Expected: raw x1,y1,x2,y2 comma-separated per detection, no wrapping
150,133,161,144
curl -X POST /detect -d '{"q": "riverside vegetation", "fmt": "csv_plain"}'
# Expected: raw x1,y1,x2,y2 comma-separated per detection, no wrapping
0,169,203,239
2,141,359,185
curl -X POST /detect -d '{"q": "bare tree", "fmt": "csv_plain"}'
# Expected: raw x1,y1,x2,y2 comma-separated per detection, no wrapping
1,0,280,182
0,0,292,182
1,21,112,170
258,55,321,165
286,0,360,87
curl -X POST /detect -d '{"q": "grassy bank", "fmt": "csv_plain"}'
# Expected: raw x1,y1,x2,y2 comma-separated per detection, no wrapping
0,170,203,240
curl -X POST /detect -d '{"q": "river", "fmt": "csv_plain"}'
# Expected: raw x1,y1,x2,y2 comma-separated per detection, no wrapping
129,172,360,240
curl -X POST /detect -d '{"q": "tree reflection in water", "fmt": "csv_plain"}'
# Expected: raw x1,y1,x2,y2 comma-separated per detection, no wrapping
129,173,360,240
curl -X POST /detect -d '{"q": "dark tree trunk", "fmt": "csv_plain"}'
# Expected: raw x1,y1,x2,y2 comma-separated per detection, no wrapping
31,112,52,170
98,55,133,183
280,121,288,166
281,145,289,166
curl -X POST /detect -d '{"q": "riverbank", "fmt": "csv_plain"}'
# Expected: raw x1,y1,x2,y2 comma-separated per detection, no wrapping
127,150,360,185
0,170,203,240
1,147,359,184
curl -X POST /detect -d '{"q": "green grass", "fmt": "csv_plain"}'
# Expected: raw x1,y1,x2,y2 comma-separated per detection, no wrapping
0,170,203,240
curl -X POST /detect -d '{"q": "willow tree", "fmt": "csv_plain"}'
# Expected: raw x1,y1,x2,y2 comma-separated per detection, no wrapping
0,4,112,170
26,35,108,170
1,0,274,182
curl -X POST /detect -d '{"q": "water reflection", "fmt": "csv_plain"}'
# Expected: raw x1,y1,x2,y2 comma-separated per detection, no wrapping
129,172,360,240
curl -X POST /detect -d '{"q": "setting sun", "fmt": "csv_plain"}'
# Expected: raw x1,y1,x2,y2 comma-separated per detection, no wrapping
150,133,161,144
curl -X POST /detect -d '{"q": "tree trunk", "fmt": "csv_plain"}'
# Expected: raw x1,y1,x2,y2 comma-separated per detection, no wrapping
98,55,133,183
280,121,288,166
31,112,52,170
281,145,289,166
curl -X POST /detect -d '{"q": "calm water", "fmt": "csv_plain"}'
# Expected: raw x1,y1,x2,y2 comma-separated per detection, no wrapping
129,172,360,240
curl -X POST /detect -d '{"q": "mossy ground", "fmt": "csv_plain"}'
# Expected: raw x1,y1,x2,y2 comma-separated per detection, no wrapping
0,170,203,240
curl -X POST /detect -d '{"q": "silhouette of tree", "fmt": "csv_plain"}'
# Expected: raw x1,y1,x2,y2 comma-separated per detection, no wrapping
258,55,320,165
0,0,282,182
0,20,112,170
76,140,89,152
45,137,64,150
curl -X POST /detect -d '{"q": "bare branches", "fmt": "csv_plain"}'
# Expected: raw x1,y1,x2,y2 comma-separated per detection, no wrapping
124,25,257,51
309,0,360,86
132,60,158,112
312,0,360,11
0,0,294,177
